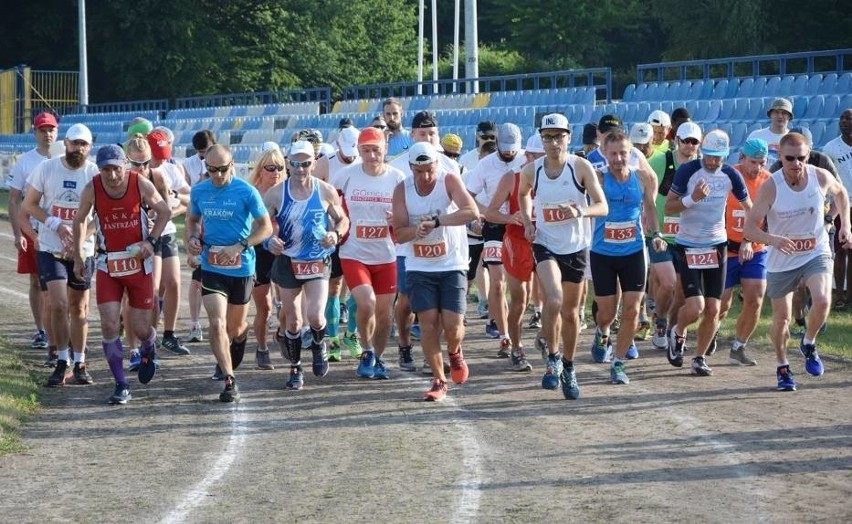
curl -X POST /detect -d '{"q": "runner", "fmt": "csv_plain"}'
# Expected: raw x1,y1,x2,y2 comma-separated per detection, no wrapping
71,145,171,404
263,140,349,390
392,142,478,401
744,132,851,391
185,144,273,402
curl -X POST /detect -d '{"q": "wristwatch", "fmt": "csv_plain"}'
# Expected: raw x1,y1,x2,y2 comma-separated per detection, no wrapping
239,239,249,251
431,214,441,227
145,235,159,247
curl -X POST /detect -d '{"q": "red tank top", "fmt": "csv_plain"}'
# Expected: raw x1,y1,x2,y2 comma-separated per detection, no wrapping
506,172,526,239
93,171,145,252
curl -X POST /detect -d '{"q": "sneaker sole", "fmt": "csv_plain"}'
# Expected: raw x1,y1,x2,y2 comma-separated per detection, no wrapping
777,384,797,392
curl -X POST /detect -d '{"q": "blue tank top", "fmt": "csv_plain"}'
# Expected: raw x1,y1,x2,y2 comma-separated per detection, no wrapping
276,180,335,260
591,170,644,256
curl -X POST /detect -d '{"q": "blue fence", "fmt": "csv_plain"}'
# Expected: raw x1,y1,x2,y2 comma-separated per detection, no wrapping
174,87,331,110
342,68,613,103
638,49,852,84
66,99,170,115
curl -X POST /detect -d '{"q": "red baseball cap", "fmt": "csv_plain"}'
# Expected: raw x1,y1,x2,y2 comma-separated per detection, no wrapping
33,112,58,129
147,130,172,160
358,126,385,146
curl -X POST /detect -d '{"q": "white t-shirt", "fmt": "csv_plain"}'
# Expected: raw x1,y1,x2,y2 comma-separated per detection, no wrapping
27,157,98,256
183,154,206,187
459,148,482,172
7,148,51,231
327,154,363,191
746,127,787,164
823,136,852,194
158,162,187,236
464,150,526,212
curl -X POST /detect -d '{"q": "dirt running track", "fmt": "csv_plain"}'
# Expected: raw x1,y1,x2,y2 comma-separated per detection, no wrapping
0,229,850,523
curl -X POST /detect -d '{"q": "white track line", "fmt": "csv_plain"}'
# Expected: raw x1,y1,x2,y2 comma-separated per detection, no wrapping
160,405,249,524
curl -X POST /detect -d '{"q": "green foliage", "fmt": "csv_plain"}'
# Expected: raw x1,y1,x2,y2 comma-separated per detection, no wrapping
0,338,41,456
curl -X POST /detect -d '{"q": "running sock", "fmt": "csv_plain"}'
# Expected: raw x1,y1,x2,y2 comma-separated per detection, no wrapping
346,294,358,332
140,328,157,357
803,337,815,346
310,325,326,345
325,296,340,339
164,330,175,339
777,359,790,367
58,348,70,362
534,305,542,314
74,349,85,364
284,330,302,366
102,338,126,385
561,357,574,369
732,339,746,351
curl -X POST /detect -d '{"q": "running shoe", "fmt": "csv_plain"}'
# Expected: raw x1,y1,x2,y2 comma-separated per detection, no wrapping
108,383,132,405
410,323,422,341
509,349,533,372
610,361,629,385
138,350,157,384
541,353,563,390
341,331,362,359
727,347,757,366
788,321,806,338
799,340,824,377
424,378,448,401
219,375,240,403
590,330,612,363
46,360,69,387
327,337,342,362
449,350,469,384
128,348,141,372
286,366,304,390
373,358,390,380
625,343,639,360
256,348,275,370
690,356,712,377
667,330,685,368
706,332,718,356
634,321,651,341
776,365,797,391
398,345,416,372
339,303,349,325
73,362,94,385
485,319,500,339
211,365,224,381
611,317,620,334
31,330,48,349
357,350,376,378
44,347,58,368
527,312,542,329
421,358,432,375
651,319,668,349
477,301,488,319
161,335,191,356
310,339,329,377
535,335,549,361
188,324,203,342
497,338,511,358
560,365,581,399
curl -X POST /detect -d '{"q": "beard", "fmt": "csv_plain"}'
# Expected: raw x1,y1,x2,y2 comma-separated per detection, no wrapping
498,151,516,163
386,120,400,132
65,151,85,168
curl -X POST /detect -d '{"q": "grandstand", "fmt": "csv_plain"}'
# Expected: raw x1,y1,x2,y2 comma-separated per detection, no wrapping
1,49,850,176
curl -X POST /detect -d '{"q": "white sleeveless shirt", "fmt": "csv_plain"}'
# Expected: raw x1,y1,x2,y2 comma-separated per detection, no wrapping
532,155,590,255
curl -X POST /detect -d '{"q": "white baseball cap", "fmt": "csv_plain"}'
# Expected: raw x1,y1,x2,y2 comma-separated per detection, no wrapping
497,123,523,153
629,123,653,145
337,126,360,158
525,134,545,154
700,129,730,158
647,110,671,127
676,121,702,141
65,123,93,144
539,113,570,132
288,140,315,158
408,142,439,165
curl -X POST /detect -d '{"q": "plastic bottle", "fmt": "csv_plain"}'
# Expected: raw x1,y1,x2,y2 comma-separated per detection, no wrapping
126,244,143,257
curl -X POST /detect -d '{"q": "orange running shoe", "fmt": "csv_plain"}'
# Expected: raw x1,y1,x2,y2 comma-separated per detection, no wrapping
449,350,469,384
424,378,448,401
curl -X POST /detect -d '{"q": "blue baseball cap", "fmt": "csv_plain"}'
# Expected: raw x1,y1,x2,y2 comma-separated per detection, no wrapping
741,138,769,159
96,144,126,169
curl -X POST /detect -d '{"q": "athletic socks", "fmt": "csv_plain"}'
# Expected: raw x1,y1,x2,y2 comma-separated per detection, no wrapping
102,338,126,385
325,296,340,339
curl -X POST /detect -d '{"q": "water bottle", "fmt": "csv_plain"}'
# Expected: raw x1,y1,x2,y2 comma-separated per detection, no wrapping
312,222,327,241
127,244,143,257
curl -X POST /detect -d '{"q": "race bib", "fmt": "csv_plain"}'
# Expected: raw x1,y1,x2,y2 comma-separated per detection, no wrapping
412,239,448,260
482,240,503,263
541,202,575,224
685,247,719,270
662,216,680,238
789,235,817,254
355,220,389,242
106,251,142,277
207,246,241,269
291,258,326,280
604,221,636,243
51,201,79,224
731,209,745,233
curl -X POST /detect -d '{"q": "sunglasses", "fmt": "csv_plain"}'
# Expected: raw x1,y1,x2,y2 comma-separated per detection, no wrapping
129,159,150,168
263,164,285,172
444,151,460,159
478,134,496,141
784,155,807,162
679,138,700,145
288,159,313,169
206,163,231,174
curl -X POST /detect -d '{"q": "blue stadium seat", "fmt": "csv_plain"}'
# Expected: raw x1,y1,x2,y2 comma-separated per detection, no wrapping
684,99,699,117
751,77,768,98
676,81,693,100
803,95,824,120
719,99,736,121
778,75,796,97
663,81,681,100
636,101,651,122
806,74,824,95
692,100,708,121
822,94,841,119
660,100,675,116
737,78,755,98
764,76,781,97
703,99,721,122
790,96,809,120
819,73,838,95
836,72,852,95
711,79,730,99
730,122,748,148
841,94,852,113
809,120,826,148
791,74,809,95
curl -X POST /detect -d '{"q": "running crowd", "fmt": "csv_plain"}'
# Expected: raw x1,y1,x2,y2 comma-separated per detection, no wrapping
6,97,852,404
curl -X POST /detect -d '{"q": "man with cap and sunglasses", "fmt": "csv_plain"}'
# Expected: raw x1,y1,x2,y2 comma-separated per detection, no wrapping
185,144,273,402
392,142,479,401
7,112,57,360
744,132,851,391
71,144,172,404
629,122,656,160
466,123,527,356
747,97,794,164
335,127,406,379
518,114,608,400
459,121,498,172
716,138,772,368
22,123,100,387
263,140,349,391
664,129,751,378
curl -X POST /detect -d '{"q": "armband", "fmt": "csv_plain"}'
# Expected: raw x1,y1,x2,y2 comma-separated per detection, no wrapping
45,215,63,231
682,195,696,209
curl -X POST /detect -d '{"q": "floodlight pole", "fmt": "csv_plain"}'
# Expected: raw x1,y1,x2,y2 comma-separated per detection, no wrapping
417,0,424,95
79,0,89,109
452,0,460,92
464,0,479,93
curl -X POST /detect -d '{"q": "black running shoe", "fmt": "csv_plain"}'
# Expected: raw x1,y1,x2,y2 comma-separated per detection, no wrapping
211,365,224,381
667,330,685,368
108,383,132,405
230,337,247,370
161,335,191,355
690,356,713,376
219,375,240,403
73,362,94,385
138,350,157,384
47,360,69,387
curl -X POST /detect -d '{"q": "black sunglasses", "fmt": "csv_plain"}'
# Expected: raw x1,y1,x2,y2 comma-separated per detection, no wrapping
289,159,313,169
784,155,807,162
679,138,700,145
444,152,460,159
129,159,150,168
478,134,496,141
206,163,231,174
263,164,285,172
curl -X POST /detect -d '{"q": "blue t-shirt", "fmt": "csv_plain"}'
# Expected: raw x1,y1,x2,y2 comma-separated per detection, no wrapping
591,170,644,256
670,159,748,247
387,129,413,158
189,177,266,277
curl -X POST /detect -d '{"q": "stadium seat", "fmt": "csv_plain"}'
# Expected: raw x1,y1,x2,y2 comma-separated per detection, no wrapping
703,99,721,122
790,96,809,120
836,72,851,95
819,73,838,95
806,74,824,95
751,77,768,98
730,122,748,147
822,94,840,119
809,120,826,148
719,99,736,121
711,79,730,99
803,95,824,120
841,94,852,113
778,75,795,97
764,76,781,97
737,78,755,98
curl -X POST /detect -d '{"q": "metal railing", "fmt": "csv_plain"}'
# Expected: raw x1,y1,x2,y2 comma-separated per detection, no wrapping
174,87,331,110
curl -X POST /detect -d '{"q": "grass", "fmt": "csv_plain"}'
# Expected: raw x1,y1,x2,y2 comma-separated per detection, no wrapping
0,337,41,455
